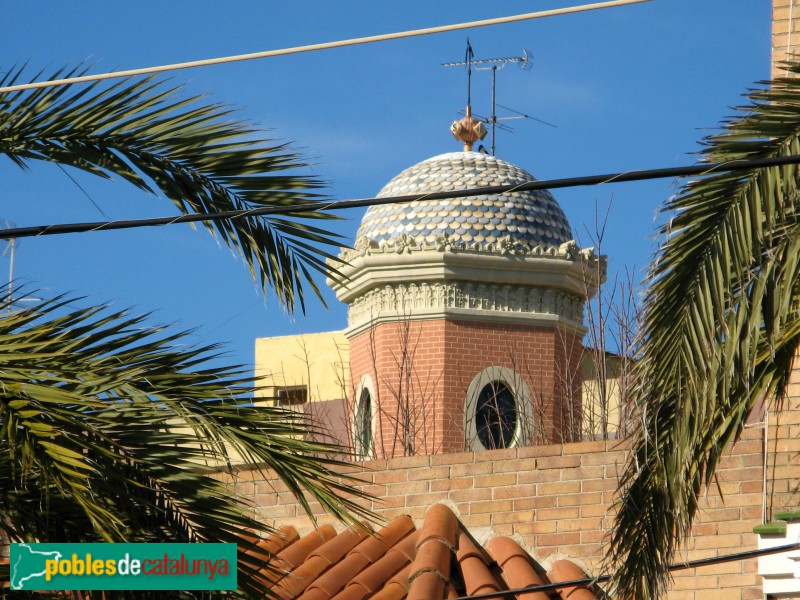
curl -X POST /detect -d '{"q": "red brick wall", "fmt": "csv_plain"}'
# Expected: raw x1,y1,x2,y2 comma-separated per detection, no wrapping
442,320,584,447
349,319,448,457
348,318,584,458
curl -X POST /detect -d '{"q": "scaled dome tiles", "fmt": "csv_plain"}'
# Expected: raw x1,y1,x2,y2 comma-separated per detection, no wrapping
356,152,572,250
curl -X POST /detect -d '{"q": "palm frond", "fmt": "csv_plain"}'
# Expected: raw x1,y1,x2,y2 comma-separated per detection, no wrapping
609,61,800,598
0,65,344,313
0,293,376,598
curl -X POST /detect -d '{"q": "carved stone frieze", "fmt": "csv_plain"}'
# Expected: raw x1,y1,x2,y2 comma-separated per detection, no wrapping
339,236,597,264
347,281,585,328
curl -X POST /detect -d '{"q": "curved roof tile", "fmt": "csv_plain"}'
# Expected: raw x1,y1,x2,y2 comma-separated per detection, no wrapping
256,505,600,599
457,531,501,596
549,559,598,600
486,536,550,600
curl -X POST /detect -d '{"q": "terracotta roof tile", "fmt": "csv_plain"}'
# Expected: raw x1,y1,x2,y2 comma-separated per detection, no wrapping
406,503,461,599
239,525,302,584
407,570,446,600
303,554,371,600
279,524,338,571
302,518,415,600
486,536,550,600
548,559,598,600
276,525,373,599
368,565,411,600
238,526,297,564
416,503,458,548
330,585,372,600
347,530,419,596
311,526,373,564
411,539,451,582
354,514,415,562
456,530,501,596
258,505,601,600
300,587,332,600
369,583,407,600
1,557,8,590
262,526,301,554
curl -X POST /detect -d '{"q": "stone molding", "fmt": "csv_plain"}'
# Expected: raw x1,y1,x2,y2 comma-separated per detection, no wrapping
331,237,606,304
340,234,591,262
330,235,605,338
346,280,585,332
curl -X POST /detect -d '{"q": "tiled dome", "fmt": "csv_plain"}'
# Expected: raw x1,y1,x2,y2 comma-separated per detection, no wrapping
356,151,572,249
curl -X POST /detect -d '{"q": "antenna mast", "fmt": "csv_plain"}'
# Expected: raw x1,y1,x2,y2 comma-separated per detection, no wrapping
443,48,533,155
447,41,488,152
1,221,18,307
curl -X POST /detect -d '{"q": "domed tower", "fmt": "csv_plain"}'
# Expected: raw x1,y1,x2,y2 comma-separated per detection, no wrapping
331,150,605,458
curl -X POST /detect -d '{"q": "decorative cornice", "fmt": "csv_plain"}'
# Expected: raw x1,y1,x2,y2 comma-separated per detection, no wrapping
342,235,592,262
330,236,606,309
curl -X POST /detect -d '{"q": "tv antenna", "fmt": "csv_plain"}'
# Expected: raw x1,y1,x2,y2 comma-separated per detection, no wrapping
0,220,39,310
444,45,551,155
1,220,19,306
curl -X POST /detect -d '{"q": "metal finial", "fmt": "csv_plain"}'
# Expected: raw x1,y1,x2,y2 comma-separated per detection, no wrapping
450,105,487,151
443,48,534,154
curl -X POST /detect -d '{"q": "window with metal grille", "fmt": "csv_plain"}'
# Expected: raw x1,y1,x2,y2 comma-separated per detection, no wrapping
276,386,307,407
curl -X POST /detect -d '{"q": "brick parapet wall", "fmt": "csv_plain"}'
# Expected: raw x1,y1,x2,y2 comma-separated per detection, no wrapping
766,392,800,518
773,0,799,77
225,417,800,599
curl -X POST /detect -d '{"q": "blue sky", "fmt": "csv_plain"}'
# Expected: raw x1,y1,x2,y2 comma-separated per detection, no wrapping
3,1,769,372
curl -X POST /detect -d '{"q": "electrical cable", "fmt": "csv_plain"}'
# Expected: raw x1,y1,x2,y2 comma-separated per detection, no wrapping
0,0,651,94
1,154,799,241
448,541,800,600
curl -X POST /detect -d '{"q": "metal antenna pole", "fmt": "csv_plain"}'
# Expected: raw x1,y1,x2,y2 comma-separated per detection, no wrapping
8,239,14,306
443,49,534,155
491,66,497,155
1,221,17,308
467,46,472,107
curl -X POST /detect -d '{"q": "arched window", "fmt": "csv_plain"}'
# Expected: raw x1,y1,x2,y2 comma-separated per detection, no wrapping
464,367,532,451
355,388,372,456
475,381,517,450
353,376,376,458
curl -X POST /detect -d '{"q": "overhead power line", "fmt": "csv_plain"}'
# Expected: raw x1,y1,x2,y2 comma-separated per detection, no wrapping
1,154,798,241
448,541,800,600
0,0,651,94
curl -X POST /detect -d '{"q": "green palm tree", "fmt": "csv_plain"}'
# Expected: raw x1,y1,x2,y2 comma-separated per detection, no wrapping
0,66,372,598
609,63,800,598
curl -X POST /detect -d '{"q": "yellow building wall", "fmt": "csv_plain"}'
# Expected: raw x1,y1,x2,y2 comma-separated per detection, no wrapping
581,352,626,439
254,331,349,405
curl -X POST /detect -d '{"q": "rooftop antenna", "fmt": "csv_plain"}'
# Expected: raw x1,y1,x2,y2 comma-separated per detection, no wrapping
444,47,540,155
447,40,487,152
1,221,40,311
1,220,18,307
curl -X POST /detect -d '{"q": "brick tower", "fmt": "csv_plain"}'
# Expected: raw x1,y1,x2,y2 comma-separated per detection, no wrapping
330,130,605,458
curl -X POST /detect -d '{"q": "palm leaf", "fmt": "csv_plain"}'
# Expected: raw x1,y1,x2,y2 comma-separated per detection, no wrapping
0,65,344,313
609,61,800,598
0,292,375,599
0,64,369,599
